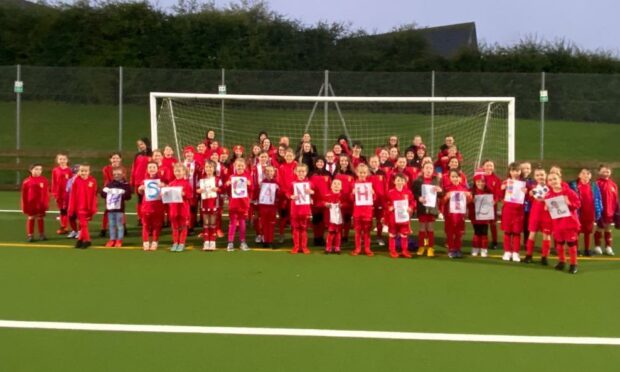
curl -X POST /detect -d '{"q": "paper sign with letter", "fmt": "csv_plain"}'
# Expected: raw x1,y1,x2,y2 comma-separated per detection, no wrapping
354,183,373,206
449,191,466,214
421,184,437,208
293,182,311,205
394,199,410,223
199,178,217,200
161,186,183,204
105,188,125,210
259,183,277,205
504,179,526,204
474,194,495,221
231,176,248,199
545,196,571,219
143,179,161,202
329,204,342,225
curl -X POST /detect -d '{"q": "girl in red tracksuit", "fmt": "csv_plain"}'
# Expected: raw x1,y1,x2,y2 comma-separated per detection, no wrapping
138,162,165,251
412,162,442,257
368,155,388,246
130,138,152,225
440,157,468,190
524,167,552,264
162,145,178,170
214,150,229,237
442,169,472,258
334,155,355,242
68,164,98,249
226,159,253,251
324,179,345,254
21,164,49,242
351,164,376,256
251,151,271,243
278,148,297,243
51,153,73,235
594,165,618,256
386,173,415,258
546,172,581,274
570,168,602,256
389,156,416,189
289,164,314,254
500,163,527,262
468,171,493,258
166,163,192,252
310,157,331,246
197,160,222,251
257,165,280,248
483,159,502,249
182,146,202,231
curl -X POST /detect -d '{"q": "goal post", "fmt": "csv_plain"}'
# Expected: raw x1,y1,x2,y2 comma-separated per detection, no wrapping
149,92,515,175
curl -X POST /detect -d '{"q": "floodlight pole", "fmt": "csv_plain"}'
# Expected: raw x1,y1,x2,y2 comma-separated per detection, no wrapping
118,66,123,151
323,70,329,153
540,71,546,160
15,64,21,186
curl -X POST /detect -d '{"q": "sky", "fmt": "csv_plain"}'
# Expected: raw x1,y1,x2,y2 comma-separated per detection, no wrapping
154,0,620,54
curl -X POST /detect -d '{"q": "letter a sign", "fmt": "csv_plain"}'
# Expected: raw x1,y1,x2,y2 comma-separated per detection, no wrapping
354,182,373,206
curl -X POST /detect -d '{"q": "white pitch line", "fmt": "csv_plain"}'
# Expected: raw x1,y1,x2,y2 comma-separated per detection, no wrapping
0,320,618,346
0,209,138,216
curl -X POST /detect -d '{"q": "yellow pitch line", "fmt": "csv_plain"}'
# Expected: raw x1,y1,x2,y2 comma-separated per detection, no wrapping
0,242,619,261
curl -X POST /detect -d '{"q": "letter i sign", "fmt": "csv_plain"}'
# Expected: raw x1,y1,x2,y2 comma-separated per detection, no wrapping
354,183,373,206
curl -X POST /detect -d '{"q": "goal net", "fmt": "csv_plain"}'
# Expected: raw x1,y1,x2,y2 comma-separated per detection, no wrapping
150,93,515,176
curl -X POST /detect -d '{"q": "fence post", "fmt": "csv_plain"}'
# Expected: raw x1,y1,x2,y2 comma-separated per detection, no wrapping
430,70,435,152
15,64,22,186
323,70,329,153
540,71,546,160
221,68,225,145
118,66,123,152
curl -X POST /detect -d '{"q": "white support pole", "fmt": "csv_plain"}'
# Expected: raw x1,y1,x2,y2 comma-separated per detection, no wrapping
431,70,435,152
303,83,325,134
508,98,516,164
149,93,159,149
540,72,545,160
220,68,225,145
168,98,181,158
328,84,351,143
476,102,494,169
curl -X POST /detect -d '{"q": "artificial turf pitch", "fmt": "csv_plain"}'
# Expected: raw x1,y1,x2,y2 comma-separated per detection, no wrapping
0,191,619,371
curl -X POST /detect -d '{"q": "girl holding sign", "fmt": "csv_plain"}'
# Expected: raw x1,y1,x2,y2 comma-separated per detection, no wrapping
412,162,442,257
386,173,415,258
138,162,165,251
309,157,331,246
100,152,127,238
545,173,581,274
334,155,355,243
483,160,502,250
368,155,388,246
324,179,345,254
197,161,222,251
468,171,494,258
165,163,192,252
101,168,132,248
289,164,314,254
257,166,280,248
442,170,472,258
352,164,376,256
500,163,527,262
251,151,271,244
524,167,552,264
226,159,253,251
277,148,297,243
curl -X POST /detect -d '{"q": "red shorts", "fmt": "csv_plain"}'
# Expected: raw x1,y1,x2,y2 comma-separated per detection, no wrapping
501,211,524,234
597,215,614,228
201,198,219,213
553,229,578,243
327,223,342,232
418,214,436,223
579,218,595,234
389,222,411,236
528,215,552,234
291,214,309,229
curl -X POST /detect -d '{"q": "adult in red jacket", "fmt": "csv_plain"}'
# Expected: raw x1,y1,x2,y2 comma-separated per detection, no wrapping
130,138,152,225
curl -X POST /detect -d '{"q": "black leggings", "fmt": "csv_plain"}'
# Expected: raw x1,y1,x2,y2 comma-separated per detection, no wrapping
473,224,489,236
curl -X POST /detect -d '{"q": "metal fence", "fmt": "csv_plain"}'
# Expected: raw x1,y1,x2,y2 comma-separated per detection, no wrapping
1,65,619,188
